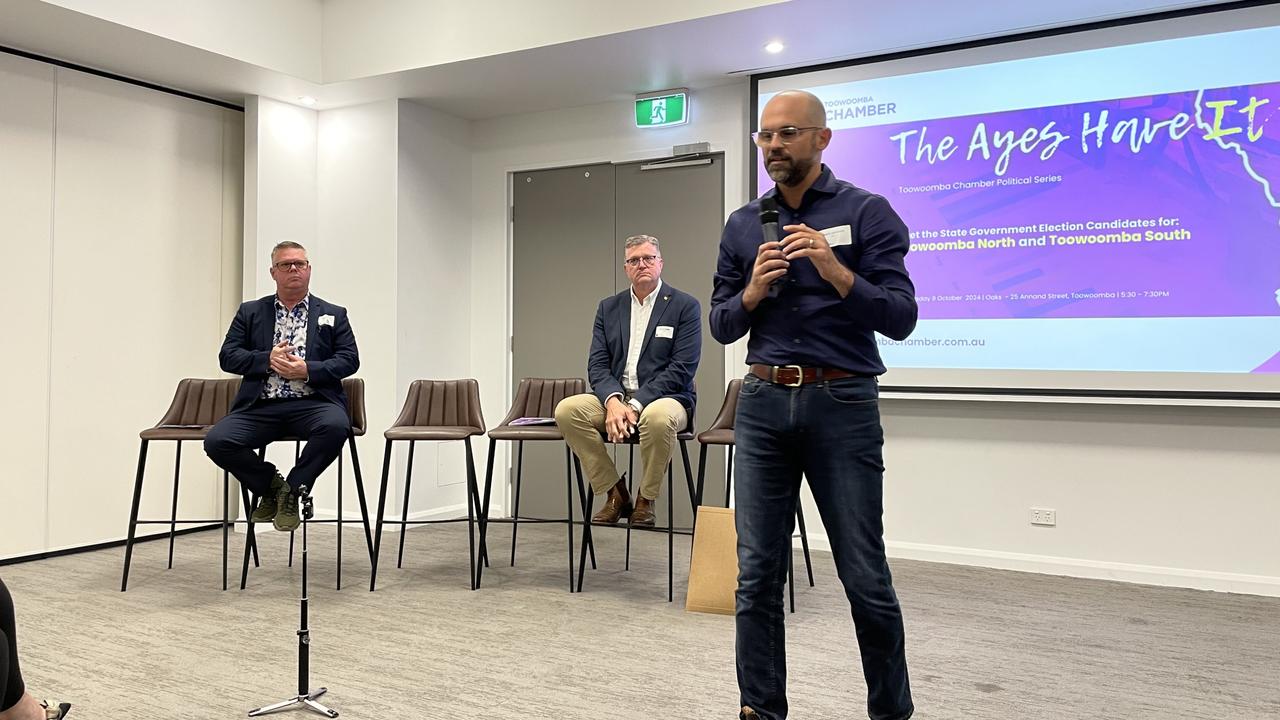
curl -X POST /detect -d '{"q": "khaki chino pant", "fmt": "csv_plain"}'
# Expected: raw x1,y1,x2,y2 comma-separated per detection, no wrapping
554,393,686,500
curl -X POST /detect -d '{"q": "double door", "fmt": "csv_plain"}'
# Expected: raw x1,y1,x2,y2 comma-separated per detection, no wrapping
510,154,728,529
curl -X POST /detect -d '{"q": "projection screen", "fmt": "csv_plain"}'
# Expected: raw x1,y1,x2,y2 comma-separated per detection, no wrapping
752,2,1280,400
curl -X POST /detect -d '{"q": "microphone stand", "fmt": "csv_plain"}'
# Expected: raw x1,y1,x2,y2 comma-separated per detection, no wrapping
248,487,339,718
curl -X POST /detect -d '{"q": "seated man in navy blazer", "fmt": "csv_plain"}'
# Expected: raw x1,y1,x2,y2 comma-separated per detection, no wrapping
204,241,360,532
555,235,701,527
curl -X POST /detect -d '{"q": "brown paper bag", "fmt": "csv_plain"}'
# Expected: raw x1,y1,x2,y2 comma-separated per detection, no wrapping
685,506,739,615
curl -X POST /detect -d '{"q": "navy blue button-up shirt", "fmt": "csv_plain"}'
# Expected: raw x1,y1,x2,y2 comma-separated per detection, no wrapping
710,165,917,375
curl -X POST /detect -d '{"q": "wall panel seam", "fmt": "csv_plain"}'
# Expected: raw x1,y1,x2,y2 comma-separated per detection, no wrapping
42,67,59,552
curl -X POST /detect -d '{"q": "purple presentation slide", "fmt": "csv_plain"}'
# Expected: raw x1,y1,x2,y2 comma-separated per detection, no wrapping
762,82,1280,325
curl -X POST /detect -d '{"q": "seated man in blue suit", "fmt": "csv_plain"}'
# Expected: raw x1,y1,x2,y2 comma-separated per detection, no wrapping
555,235,701,527
204,241,360,532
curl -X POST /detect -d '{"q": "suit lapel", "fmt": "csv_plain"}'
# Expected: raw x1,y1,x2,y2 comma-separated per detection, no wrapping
638,289,674,358
615,291,630,360
305,295,321,359
258,296,275,350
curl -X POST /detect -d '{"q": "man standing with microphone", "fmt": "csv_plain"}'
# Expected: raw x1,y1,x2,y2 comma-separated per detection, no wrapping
710,90,918,720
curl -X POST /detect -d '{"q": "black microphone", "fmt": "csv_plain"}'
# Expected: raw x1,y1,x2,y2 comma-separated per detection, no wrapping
759,197,783,298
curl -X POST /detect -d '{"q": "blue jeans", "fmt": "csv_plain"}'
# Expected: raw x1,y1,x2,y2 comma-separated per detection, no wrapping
734,375,913,720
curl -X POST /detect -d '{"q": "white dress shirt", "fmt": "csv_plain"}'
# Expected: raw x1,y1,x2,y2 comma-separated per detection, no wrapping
613,280,662,412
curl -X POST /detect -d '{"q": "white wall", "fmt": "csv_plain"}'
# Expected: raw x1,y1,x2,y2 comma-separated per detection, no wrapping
881,399,1280,595
0,53,56,558
244,97,318,299
321,0,778,82
468,81,751,516
311,99,400,521
39,0,324,81
396,100,474,517
0,53,243,559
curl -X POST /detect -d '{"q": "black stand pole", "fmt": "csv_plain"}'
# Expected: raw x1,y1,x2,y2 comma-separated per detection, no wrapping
248,488,338,718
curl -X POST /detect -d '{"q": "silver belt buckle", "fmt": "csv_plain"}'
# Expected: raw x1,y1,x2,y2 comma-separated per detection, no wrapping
775,364,804,387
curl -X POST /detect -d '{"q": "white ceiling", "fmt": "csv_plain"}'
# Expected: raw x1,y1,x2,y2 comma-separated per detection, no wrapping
0,0,1244,118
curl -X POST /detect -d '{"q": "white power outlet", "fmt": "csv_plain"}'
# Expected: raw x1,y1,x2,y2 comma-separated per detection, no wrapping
1030,507,1057,526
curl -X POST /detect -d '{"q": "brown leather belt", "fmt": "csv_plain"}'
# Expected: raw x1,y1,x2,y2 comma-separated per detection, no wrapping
750,364,859,387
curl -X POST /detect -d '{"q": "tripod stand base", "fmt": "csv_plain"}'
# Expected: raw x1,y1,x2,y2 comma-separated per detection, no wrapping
248,687,338,718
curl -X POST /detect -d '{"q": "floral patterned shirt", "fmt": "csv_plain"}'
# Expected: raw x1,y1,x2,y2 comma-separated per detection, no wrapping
261,295,315,399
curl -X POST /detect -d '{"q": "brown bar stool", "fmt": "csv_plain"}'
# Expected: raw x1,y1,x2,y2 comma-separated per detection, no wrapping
121,377,252,591
695,378,815,613
369,379,486,591
475,378,596,592
238,377,374,590
574,417,698,603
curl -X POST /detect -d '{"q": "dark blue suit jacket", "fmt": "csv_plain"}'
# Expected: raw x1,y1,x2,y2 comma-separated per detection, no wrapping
219,294,360,413
588,283,701,418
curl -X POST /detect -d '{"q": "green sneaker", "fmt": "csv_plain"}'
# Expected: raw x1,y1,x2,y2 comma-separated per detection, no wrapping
251,473,286,523
273,487,301,532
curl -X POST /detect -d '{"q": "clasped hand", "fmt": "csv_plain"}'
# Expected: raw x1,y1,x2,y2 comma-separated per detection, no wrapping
743,223,853,309
605,397,639,443
269,341,308,380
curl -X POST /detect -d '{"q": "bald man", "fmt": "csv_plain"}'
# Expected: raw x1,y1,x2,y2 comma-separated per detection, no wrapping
710,90,918,720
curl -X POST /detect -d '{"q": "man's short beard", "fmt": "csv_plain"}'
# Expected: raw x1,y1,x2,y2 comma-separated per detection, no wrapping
767,156,814,187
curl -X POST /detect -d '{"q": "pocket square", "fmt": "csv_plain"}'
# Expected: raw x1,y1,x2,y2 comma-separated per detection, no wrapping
318,314,335,327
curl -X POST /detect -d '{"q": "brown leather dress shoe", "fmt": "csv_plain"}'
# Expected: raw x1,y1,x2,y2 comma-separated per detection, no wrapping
630,495,656,527
591,476,632,523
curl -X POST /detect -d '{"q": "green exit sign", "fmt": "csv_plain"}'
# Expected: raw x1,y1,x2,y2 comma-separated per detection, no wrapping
635,91,689,128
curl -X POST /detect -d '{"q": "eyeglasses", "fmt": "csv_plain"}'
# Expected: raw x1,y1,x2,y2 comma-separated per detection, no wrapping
751,126,824,146
624,255,661,267
273,260,310,272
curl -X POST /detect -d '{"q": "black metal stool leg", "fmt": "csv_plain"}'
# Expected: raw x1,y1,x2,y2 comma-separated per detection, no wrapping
240,484,260,568
241,491,259,590
397,441,416,569
476,438,497,589
167,441,182,570
796,502,815,587
465,437,478,591
680,440,695,521
625,444,634,572
573,455,596,569
667,460,674,603
694,444,707,534
788,547,796,614
725,447,735,508
577,486,594,593
564,444,574,592
469,442,490,570
510,441,524,566
242,447,267,588
288,440,301,568
121,440,149,592
336,449,344,591
222,469,230,591
369,439,393,592
347,435,373,561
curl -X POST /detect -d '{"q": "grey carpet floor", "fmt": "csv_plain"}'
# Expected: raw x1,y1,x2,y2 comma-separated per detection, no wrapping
2,521,1277,719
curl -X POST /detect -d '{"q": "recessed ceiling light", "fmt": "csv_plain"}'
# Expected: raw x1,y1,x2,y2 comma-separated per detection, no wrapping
764,41,785,54
298,96,317,106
